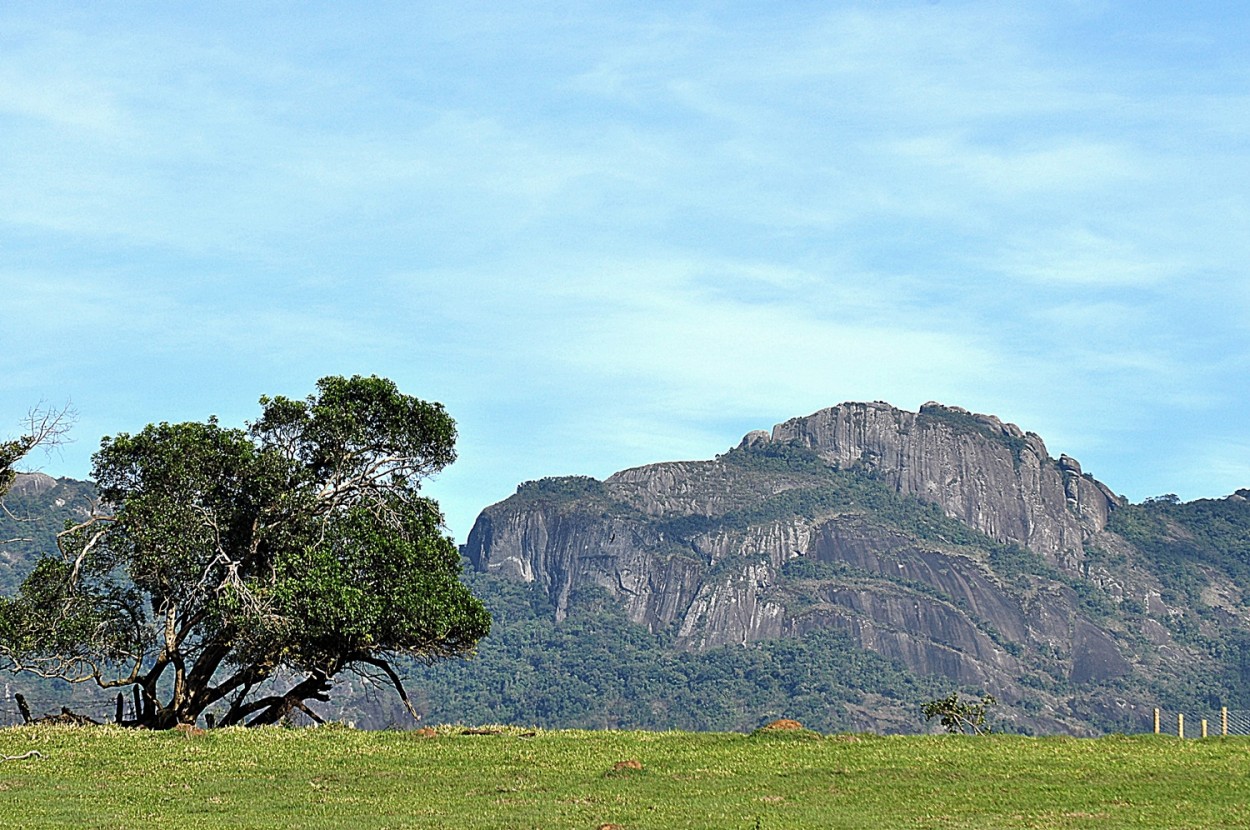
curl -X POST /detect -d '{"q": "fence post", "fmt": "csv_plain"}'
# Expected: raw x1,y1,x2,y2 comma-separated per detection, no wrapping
1178,712,1185,739
1222,707,1229,736
1202,719,1208,738
15,693,32,724
1153,708,1160,734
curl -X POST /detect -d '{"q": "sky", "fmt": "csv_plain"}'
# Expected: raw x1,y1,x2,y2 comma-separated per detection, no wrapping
3,2,1249,542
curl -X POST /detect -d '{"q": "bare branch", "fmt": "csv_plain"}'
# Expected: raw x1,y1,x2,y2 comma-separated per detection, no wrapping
23,403,75,450
292,700,326,725
55,514,115,582
353,654,420,721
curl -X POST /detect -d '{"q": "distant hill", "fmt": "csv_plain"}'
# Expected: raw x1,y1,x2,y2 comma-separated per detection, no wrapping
0,473,97,595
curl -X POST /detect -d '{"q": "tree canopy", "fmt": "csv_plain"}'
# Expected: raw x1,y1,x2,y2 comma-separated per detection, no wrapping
0,376,490,728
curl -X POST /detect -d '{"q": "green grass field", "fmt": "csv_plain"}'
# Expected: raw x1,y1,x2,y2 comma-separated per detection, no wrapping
2,724,1248,829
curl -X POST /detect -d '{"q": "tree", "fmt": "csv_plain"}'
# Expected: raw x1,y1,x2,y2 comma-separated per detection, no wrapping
921,692,996,735
0,376,490,728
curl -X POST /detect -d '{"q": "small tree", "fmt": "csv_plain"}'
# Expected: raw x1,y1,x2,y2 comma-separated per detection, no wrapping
0,376,490,728
921,692,996,735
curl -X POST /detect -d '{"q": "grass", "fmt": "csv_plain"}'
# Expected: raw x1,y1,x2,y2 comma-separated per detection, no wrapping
2,725,1250,829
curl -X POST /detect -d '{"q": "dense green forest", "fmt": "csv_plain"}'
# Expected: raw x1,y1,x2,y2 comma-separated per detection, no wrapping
401,572,952,733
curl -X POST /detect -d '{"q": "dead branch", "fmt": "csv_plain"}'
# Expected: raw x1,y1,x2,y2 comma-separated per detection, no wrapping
353,654,420,720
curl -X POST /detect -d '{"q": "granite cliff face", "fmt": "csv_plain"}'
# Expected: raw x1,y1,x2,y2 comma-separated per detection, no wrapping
465,402,1203,734
771,402,1122,572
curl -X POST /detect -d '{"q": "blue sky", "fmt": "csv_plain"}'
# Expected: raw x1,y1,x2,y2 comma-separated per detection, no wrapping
3,2,1248,541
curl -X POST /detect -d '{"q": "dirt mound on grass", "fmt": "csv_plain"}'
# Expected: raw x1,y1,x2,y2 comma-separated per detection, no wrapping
750,719,822,740
605,759,644,777
760,719,804,731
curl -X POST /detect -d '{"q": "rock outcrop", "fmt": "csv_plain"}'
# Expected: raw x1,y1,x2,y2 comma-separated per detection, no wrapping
769,402,1121,571
7,472,58,498
464,401,1170,734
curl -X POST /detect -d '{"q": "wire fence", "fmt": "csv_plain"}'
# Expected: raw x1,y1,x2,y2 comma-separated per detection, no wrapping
6,682,1250,737
1151,707,1250,738
0,684,129,727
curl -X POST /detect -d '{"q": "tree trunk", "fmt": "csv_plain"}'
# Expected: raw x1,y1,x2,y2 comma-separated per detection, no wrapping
245,671,332,726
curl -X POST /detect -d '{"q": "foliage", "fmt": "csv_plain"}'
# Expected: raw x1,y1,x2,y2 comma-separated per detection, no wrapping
718,440,831,476
915,404,1029,462
0,376,489,729
2,727,1250,829
400,574,947,733
1108,493,1250,703
0,438,27,500
987,542,1057,586
1110,495,1250,602
921,692,997,735
513,476,608,502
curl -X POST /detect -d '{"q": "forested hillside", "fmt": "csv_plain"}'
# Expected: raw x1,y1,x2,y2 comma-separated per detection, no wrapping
0,473,95,595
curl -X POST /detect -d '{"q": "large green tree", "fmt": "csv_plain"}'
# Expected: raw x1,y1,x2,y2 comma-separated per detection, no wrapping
0,376,490,728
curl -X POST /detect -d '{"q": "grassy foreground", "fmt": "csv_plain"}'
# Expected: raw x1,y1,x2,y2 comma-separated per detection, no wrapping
2,725,1249,829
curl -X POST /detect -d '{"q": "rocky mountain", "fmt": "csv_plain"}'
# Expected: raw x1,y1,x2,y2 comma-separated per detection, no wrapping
463,401,1250,734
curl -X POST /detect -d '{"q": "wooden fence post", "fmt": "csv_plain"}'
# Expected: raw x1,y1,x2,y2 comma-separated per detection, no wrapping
1178,713,1185,739
1202,719,1208,738
1222,707,1229,736
1153,708,1160,734
115,693,124,724
14,693,32,724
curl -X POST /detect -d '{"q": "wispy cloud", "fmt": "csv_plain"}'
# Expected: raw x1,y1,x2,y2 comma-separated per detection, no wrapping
992,228,1176,287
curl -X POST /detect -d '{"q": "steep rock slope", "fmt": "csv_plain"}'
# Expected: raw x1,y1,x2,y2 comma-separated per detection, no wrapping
465,402,1207,734
770,402,1120,571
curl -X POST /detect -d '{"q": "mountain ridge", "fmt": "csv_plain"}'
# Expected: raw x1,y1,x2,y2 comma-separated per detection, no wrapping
463,400,1247,734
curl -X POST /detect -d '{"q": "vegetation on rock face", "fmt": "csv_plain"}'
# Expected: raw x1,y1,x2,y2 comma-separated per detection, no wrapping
1108,493,1250,708
398,575,952,733
916,403,1030,462
1110,495,1250,605
0,376,489,729
513,476,608,503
